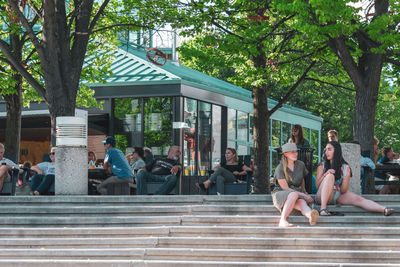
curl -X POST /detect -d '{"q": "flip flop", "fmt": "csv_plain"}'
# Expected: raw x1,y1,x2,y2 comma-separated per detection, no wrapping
309,209,319,225
319,208,332,216
384,207,395,216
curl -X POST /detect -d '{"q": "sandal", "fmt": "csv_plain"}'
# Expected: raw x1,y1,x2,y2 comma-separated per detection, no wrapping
309,209,319,226
384,207,395,216
319,208,332,216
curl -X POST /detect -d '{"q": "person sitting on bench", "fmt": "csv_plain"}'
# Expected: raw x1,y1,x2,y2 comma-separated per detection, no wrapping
0,143,20,192
97,136,134,195
136,146,181,195
196,148,251,195
29,147,56,195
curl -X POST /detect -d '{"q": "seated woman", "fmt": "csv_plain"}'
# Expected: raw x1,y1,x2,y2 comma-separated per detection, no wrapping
88,151,97,168
272,143,319,227
316,141,394,216
374,146,400,194
196,148,251,194
29,147,56,195
289,124,311,148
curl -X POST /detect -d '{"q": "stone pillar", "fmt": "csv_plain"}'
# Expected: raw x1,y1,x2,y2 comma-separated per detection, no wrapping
55,147,88,195
341,143,360,195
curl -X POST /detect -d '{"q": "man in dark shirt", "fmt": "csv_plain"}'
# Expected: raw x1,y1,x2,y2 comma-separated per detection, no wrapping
136,146,181,195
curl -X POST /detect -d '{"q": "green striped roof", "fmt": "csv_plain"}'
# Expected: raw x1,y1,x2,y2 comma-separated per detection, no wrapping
86,43,322,123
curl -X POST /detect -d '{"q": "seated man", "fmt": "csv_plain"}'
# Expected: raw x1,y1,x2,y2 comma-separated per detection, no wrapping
29,147,56,195
0,143,20,191
136,146,181,195
97,136,134,195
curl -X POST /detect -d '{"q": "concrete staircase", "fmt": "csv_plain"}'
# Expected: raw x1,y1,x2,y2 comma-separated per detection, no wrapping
0,195,399,266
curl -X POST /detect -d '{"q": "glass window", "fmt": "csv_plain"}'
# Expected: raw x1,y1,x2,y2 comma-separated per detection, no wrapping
249,114,254,144
198,102,211,172
212,105,222,168
271,120,280,148
303,127,310,144
282,122,291,145
114,97,142,153
183,98,197,173
237,111,248,142
271,150,279,175
227,108,236,140
227,141,235,149
237,144,247,155
144,97,172,156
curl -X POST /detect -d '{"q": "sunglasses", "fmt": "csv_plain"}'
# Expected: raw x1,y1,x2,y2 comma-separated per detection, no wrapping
50,152,55,155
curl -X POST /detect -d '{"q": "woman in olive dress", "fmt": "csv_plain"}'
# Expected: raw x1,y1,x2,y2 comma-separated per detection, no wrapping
272,143,319,227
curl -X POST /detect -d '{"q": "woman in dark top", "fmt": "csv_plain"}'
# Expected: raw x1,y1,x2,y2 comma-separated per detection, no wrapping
196,148,251,194
289,124,311,149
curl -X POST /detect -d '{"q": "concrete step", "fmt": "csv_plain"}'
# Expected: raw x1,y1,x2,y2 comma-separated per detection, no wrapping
0,236,399,251
0,247,399,264
0,214,398,227
0,225,399,239
169,225,400,238
0,259,398,266
1,204,398,216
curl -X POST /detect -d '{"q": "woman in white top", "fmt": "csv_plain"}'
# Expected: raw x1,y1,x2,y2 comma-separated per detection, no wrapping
29,147,56,195
316,141,394,216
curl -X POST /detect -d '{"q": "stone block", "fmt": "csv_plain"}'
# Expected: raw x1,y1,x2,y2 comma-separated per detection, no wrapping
341,143,361,195
55,147,88,195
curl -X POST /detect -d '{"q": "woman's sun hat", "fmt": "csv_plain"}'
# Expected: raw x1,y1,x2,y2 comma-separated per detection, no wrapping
282,142,298,153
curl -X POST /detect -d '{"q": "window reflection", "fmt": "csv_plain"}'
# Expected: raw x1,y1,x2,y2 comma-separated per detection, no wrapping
143,97,172,156
237,111,248,142
114,98,142,152
184,99,197,174
227,108,236,140
271,120,280,148
199,102,211,172
212,105,222,168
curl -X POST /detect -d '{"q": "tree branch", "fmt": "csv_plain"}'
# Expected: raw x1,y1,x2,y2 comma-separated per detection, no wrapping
268,61,316,116
89,0,111,32
304,77,355,92
385,57,400,67
7,0,44,59
0,39,46,98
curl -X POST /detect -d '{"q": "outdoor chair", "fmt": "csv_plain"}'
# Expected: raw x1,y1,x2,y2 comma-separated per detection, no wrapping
0,168,19,195
207,155,253,195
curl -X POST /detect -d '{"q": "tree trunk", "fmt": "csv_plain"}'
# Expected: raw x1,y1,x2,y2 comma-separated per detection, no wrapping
3,32,23,163
353,75,381,194
251,49,269,194
252,85,270,194
3,77,22,163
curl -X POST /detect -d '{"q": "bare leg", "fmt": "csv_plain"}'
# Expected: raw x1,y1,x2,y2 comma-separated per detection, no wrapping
203,179,212,189
337,191,385,213
316,174,335,211
279,192,298,227
294,199,319,226
0,166,9,191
